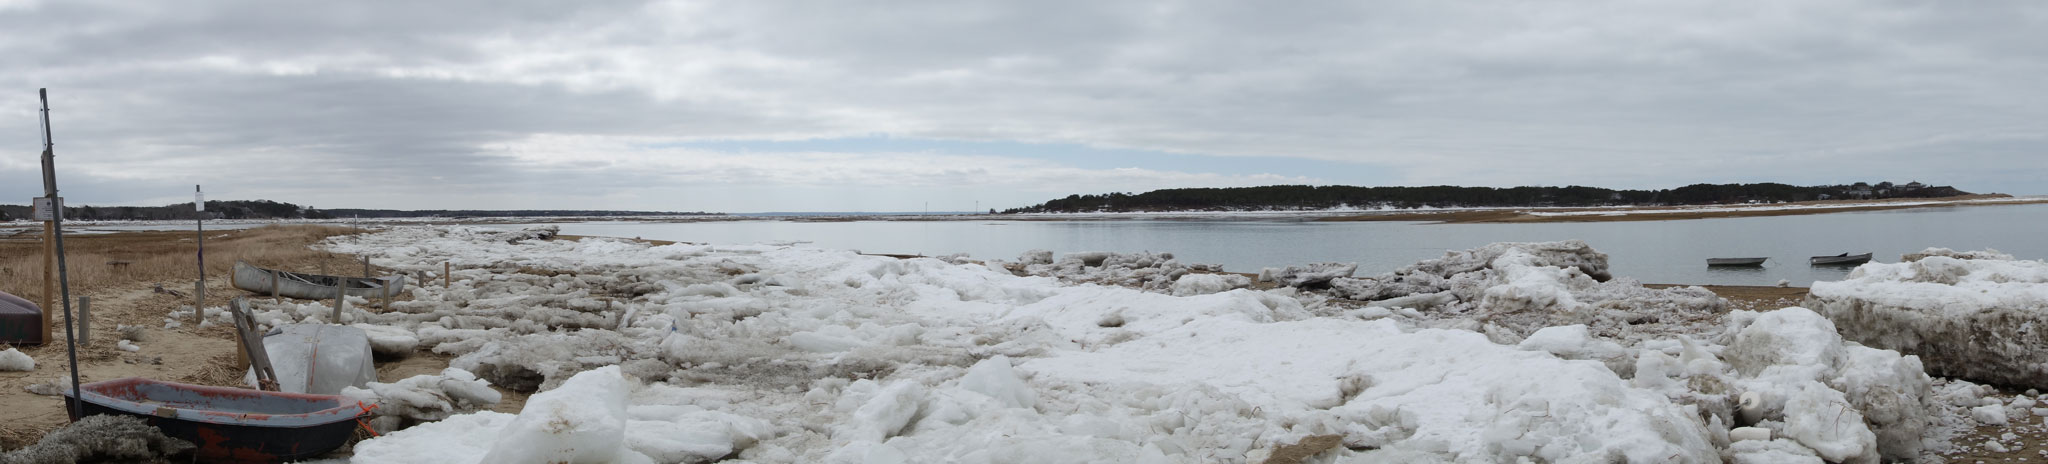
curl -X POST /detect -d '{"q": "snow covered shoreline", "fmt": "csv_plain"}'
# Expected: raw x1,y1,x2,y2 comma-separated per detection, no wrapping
184,226,2044,462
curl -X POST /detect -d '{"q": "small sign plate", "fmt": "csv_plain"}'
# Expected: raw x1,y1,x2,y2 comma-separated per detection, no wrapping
195,190,205,212
31,197,60,221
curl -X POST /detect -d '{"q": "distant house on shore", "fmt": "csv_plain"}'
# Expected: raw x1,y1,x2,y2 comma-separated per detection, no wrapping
1847,182,1874,199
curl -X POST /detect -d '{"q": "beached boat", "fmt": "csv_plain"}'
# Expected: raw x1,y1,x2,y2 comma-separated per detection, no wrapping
1810,253,1873,266
232,261,405,300
0,290,41,344
1706,257,1768,267
64,378,365,463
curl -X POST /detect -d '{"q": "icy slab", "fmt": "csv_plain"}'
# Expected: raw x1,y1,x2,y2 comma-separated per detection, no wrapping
1020,318,1720,462
1807,254,2048,387
1257,262,1357,289
0,347,33,371
479,366,650,463
341,367,500,423
351,411,516,464
354,323,421,357
1169,273,1251,296
1330,240,1722,342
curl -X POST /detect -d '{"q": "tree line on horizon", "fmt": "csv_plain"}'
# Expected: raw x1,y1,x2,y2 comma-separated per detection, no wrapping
0,199,717,221
1000,182,1971,213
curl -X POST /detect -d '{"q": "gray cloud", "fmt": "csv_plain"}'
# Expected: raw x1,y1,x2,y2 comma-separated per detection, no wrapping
3,0,2043,211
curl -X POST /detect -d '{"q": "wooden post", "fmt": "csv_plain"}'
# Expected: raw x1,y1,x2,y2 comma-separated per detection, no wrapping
362,256,370,278
331,279,345,323
41,222,53,344
444,262,451,288
76,296,89,346
270,269,281,303
195,185,204,315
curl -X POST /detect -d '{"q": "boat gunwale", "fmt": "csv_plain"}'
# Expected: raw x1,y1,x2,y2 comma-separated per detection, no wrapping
64,377,363,428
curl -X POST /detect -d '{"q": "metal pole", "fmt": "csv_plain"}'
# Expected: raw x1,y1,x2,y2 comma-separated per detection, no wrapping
40,88,84,420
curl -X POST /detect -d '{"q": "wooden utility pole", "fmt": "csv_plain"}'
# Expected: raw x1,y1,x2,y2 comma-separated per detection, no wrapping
40,221,52,342
195,185,205,311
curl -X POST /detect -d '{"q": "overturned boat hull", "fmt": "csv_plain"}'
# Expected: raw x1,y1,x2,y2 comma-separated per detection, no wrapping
232,261,404,300
65,378,364,463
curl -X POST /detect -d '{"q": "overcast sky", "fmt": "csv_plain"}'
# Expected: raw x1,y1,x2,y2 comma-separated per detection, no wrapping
2,1,2042,212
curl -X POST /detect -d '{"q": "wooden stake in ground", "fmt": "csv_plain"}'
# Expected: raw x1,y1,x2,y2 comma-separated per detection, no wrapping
195,184,204,313
76,296,88,346
270,269,281,303
331,278,345,322
41,221,52,344
444,262,451,288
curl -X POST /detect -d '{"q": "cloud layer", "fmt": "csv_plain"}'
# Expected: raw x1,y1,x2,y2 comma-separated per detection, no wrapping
2,0,2042,211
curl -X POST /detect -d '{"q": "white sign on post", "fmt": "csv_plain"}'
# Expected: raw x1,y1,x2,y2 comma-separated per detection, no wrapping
31,197,60,221
195,189,205,212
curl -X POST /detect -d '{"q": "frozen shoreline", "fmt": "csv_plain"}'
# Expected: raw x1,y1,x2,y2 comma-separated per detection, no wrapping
321,228,2045,461
15,225,2044,462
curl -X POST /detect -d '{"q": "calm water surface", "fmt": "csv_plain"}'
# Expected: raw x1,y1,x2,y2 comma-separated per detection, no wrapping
537,204,2048,287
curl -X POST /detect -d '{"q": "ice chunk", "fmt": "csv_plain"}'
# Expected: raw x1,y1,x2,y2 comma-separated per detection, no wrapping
1169,273,1251,296
841,381,925,443
351,411,517,464
1259,262,1356,289
1779,381,1877,464
1518,325,1625,360
1808,254,2048,386
354,323,421,357
341,367,501,422
479,366,645,463
1724,308,1841,381
1973,404,2009,425
1724,438,1823,464
0,348,33,371
1729,426,1772,442
957,355,1036,409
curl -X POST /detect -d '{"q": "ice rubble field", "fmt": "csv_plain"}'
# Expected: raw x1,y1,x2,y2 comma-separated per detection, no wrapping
212,227,2048,463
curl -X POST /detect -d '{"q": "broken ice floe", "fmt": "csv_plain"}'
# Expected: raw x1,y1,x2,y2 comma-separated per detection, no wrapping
1808,251,2048,387
303,227,2001,462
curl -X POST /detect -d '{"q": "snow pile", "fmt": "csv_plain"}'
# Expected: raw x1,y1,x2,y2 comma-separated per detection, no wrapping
1807,253,2048,386
0,347,33,371
342,367,501,423
1329,240,1723,342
